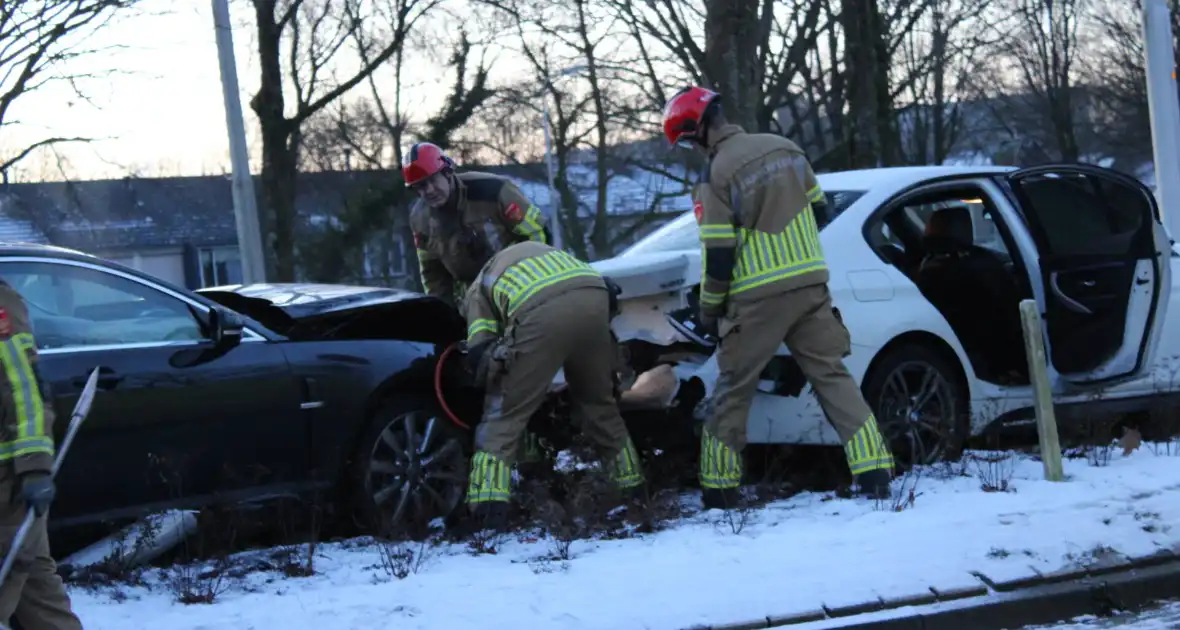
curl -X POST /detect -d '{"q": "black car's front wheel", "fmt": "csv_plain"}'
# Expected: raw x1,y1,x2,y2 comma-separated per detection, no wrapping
350,399,469,536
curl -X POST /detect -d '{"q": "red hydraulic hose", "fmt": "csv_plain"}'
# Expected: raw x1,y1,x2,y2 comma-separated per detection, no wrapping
434,341,471,430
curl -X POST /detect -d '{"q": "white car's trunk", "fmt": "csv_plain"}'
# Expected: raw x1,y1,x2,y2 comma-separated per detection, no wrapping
592,251,696,299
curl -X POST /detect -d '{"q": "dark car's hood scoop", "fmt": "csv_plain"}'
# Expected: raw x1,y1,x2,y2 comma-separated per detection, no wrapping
197,283,465,345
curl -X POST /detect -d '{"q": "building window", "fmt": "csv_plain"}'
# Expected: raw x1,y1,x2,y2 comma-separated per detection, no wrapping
200,247,244,287
362,232,408,281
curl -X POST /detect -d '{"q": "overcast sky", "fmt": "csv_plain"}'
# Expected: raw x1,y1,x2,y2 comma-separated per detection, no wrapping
4,0,464,181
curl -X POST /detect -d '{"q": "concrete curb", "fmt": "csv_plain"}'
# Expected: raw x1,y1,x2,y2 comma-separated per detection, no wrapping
683,551,1180,630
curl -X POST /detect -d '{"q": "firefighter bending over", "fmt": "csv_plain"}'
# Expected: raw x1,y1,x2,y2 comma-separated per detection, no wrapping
0,280,83,629
662,86,896,509
459,241,644,529
403,142,552,308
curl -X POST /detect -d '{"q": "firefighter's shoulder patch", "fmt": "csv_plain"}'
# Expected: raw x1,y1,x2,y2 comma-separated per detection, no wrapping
412,231,427,250
693,199,704,224
503,202,524,224
0,307,12,339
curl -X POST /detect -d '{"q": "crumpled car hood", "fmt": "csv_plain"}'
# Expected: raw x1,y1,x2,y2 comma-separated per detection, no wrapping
197,283,465,345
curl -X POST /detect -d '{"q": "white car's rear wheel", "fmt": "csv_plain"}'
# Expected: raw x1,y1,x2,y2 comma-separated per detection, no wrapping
862,345,970,468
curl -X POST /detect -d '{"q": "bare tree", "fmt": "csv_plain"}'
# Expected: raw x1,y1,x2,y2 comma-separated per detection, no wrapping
301,99,394,172
469,0,598,257
247,0,441,281
838,0,991,168
604,0,827,136
973,0,1091,163
606,0,934,167
473,0,689,258
298,31,494,282
703,0,759,130
894,0,996,164
1082,0,1180,169
0,0,142,174
840,0,896,167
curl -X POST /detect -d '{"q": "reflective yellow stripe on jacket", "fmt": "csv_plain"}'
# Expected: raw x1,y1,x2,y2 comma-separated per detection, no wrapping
467,318,500,340
806,184,825,205
704,206,827,296
0,332,52,461
491,250,599,317
510,204,548,242
699,225,734,309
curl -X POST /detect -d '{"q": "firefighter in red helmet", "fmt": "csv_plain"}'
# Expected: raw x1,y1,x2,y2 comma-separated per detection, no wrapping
402,142,552,308
662,86,895,510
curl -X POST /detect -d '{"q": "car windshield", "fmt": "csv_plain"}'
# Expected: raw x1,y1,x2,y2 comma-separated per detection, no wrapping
618,189,867,257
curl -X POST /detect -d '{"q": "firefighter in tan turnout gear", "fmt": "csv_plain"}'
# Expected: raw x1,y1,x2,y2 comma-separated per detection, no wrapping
661,86,896,509
403,142,551,308
460,241,645,528
0,280,83,629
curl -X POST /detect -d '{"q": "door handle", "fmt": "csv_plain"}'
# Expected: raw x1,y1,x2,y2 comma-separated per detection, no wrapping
71,367,121,390
1049,272,1094,315
300,377,324,410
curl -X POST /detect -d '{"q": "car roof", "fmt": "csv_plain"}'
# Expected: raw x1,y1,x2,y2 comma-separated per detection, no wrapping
0,241,226,308
0,242,103,260
817,165,1016,195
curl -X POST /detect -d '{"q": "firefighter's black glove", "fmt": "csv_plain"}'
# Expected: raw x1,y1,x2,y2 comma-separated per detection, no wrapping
461,339,495,384
18,472,55,517
697,310,720,340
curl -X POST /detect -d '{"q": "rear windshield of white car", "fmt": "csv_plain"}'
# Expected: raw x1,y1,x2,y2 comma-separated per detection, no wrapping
618,190,867,257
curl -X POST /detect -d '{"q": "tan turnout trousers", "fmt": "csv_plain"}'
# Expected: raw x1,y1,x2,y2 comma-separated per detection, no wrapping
700,283,894,490
467,286,642,504
0,472,81,630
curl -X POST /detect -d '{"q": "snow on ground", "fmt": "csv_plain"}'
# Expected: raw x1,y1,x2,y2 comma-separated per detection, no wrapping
69,447,1180,630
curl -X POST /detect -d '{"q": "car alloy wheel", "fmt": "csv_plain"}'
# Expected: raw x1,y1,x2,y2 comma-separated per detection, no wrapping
365,410,467,532
872,358,961,467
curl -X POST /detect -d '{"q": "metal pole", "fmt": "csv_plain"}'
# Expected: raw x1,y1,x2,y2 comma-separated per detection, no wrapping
212,0,268,284
1144,0,1180,242
541,101,564,251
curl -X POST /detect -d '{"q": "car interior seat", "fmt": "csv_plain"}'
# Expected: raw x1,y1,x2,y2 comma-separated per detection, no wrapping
915,206,1027,382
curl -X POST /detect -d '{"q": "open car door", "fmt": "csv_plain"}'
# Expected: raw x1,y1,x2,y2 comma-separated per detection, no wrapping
1005,164,1171,385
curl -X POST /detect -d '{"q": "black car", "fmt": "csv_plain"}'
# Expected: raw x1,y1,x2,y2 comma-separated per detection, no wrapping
0,244,478,534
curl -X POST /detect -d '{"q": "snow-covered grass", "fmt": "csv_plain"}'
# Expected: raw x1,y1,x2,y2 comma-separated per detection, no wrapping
69,446,1180,630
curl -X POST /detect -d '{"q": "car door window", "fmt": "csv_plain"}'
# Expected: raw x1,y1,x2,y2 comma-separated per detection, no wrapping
1013,173,1149,257
0,261,207,350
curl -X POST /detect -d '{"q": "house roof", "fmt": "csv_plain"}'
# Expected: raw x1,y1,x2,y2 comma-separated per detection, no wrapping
0,161,696,253
0,170,399,251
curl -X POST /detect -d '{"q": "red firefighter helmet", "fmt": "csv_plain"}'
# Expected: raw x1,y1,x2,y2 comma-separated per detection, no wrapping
662,86,721,145
402,142,454,186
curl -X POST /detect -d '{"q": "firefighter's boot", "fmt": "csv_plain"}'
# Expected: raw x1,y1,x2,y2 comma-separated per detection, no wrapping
854,468,893,500
465,451,513,533
702,487,743,511
699,429,744,511
607,438,649,512
468,501,510,533
844,415,895,500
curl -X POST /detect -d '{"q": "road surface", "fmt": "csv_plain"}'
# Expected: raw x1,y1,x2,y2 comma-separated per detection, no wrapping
1027,600,1180,628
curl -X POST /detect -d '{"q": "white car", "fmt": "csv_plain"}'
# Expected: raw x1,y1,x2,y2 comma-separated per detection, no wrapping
590,164,1179,465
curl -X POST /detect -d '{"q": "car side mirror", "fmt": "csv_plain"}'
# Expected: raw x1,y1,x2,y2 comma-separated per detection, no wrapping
209,307,245,348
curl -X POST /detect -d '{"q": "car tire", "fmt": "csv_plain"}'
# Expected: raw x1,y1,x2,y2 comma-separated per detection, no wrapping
861,344,970,468
348,397,470,536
